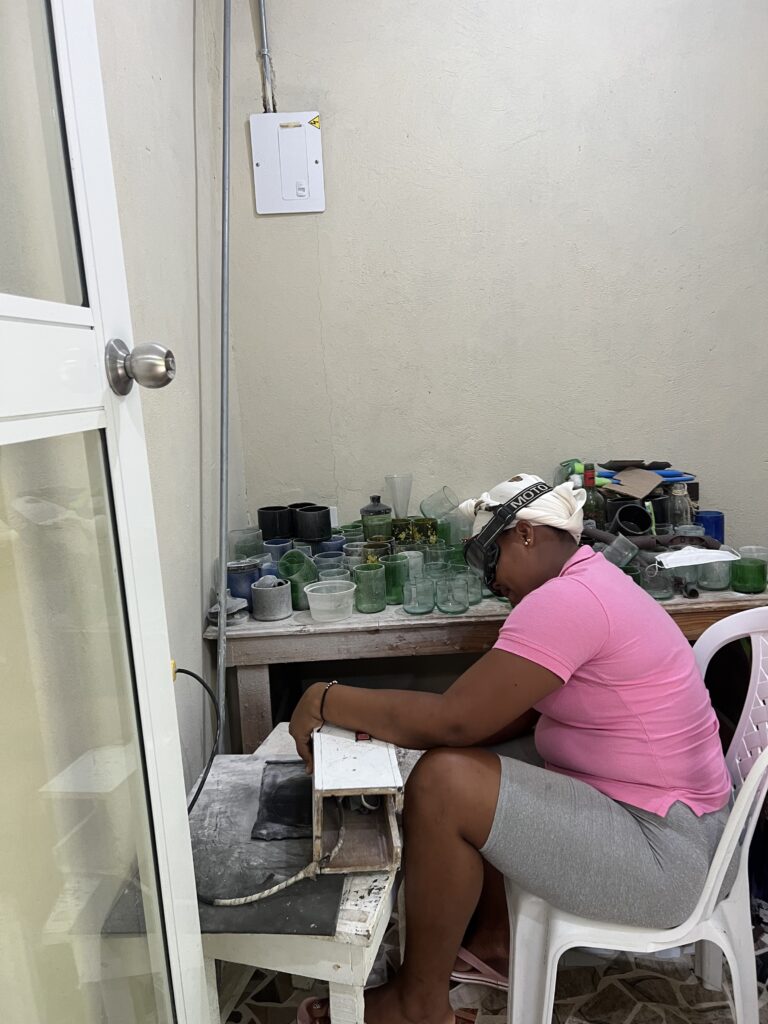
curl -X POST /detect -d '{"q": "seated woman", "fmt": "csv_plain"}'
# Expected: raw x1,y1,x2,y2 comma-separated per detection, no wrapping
292,474,732,1024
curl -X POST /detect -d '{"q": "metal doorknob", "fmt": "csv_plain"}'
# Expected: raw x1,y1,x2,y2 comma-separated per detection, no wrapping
105,338,176,395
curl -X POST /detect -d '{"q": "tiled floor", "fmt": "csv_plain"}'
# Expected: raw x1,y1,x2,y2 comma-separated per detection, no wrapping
227,933,768,1024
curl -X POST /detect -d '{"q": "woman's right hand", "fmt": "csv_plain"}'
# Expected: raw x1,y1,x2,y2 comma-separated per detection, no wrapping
289,682,325,772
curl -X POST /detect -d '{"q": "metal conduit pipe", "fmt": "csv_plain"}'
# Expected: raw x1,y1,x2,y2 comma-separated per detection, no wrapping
257,0,276,113
216,0,232,752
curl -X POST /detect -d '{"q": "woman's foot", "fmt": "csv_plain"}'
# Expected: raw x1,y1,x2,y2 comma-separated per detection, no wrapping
299,980,456,1024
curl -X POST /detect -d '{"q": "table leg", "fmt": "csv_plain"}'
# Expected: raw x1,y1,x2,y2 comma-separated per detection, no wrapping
328,981,366,1024
233,664,272,753
204,956,222,1024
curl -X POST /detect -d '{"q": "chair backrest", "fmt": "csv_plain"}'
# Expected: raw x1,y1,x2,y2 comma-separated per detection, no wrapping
693,607,768,788
687,608,768,920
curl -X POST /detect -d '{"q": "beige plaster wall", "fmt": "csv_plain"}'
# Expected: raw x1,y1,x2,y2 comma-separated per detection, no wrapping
96,1,248,778
229,0,768,547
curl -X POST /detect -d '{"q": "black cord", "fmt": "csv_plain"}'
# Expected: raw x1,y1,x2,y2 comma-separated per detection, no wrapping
176,667,221,814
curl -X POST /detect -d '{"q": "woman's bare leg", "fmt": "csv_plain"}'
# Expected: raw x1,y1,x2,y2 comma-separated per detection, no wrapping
308,748,501,1024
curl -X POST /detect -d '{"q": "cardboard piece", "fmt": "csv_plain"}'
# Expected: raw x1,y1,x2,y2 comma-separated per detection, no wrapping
602,468,663,501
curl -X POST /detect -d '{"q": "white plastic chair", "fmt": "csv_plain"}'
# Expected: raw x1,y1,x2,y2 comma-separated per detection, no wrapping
505,607,768,1024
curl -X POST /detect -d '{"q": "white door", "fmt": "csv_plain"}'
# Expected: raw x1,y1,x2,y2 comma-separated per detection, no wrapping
0,2,207,1022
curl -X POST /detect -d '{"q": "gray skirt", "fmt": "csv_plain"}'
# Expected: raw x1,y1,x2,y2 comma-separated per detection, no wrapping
481,735,733,929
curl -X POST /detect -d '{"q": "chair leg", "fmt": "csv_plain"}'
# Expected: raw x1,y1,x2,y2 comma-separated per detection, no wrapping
695,939,724,991
506,892,557,1024
720,911,759,1023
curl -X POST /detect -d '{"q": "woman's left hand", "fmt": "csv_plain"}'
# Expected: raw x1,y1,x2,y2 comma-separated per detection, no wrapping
289,682,325,772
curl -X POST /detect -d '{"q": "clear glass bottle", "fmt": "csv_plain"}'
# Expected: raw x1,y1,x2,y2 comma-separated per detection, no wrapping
670,483,693,527
582,463,606,530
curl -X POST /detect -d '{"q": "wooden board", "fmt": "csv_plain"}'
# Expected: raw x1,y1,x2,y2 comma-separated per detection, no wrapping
313,725,403,797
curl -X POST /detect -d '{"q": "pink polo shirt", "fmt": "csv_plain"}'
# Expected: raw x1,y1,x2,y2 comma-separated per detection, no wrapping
494,547,731,816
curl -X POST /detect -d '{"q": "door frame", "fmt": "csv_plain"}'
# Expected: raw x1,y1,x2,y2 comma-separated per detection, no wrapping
0,1,207,1019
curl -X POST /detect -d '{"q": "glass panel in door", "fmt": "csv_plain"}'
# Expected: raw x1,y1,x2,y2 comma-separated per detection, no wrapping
0,0,86,305
0,430,174,1023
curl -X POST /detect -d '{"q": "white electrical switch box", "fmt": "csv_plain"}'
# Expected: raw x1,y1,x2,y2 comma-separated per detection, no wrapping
249,111,325,215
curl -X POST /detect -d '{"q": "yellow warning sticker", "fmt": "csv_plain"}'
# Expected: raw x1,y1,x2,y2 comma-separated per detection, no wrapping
308,115,321,129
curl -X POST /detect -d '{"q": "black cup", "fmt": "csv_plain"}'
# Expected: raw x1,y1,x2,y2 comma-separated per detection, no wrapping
288,501,315,535
257,505,293,540
296,504,332,541
609,504,653,537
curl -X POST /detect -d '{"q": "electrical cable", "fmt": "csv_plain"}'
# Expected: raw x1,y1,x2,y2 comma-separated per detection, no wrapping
176,667,221,814
198,798,347,907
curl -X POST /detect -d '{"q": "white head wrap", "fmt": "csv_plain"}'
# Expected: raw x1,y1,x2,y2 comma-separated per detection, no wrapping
458,474,586,542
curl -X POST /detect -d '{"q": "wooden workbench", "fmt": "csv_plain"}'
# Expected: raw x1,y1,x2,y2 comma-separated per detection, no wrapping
204,591,768,752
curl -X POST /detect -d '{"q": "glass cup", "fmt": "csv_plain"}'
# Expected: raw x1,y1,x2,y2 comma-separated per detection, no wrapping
228,527,264,560
446,544,468,567
731,558,767,594
319,567,352,582
344,542,366,556
264,537,294,563
362,542,390,564
353,563,387,613
380,553,410,605
362,513,393,541
292,540,313,555
277,550,319,610
654,523,674,538
339,526,364,544
403,577,435,615
313,551,344,570
425,561,450,580
391,518,414,544
420,486,459,520
424,541,448,563
385,474,413,518
622,565,642,585
319,536,347,553
398,549,424,579
676,524,706,537
641,564,675,601
698,549,737,591
411,517,439,545
436,519,453,545
601,535,639,568
451,566,482,605
436,576,470,614
739,546,768,563
304,581,356,623
343,554,363,572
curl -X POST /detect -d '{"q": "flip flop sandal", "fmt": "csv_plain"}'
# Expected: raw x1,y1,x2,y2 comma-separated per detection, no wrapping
296,996,477,1023
450,946,508,990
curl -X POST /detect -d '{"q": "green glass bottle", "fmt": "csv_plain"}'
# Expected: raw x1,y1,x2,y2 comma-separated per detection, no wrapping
582,463,606,530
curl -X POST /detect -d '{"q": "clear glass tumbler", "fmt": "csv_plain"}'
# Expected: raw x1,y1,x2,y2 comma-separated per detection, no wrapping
353,563,387,613
313,551,344,570
436,576,469,614
451,567,482,605
403,577,435,615
641,565,674,601
385,474,413,518
380,553,410,605
420,486,459,520
319,567,352,582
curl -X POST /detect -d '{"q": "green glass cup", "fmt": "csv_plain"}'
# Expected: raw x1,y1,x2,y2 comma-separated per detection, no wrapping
362,513,393,541
436,519,452,545
731,558,767,594
340,528,364,544
622,565,642,585
392,518,414,544
353,563,386,613
278,550,319,610
380,553,410,605
411,517,439,545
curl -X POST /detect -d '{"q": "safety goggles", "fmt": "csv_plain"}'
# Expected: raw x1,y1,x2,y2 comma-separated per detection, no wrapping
462,481,553,591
